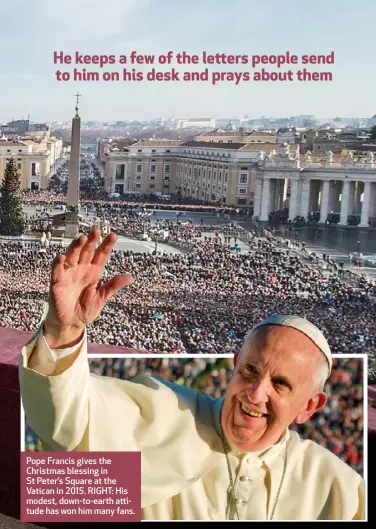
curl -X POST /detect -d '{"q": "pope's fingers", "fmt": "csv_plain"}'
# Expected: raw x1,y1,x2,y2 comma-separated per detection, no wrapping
64,234,87,265
97,274,134,304
91,232,117,268
79,227,101,264
51,254,66,284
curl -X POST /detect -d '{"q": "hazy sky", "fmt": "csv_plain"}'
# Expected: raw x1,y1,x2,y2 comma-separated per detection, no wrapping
1,0,375,122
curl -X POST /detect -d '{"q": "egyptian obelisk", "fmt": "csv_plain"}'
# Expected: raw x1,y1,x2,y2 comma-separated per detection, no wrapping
65,93,81,238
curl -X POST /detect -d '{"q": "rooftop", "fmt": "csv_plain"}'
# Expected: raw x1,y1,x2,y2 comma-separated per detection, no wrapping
248,131,275,137
197,130,275,137
181,141,246,150
132,140,184,147
240,142,280,151
0,141,27,147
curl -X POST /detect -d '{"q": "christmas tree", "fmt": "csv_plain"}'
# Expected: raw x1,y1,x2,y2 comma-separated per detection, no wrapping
0,156,26,235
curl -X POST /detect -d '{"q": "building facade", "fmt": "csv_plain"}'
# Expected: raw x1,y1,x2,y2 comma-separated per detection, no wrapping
276,129,299,145
0,134,63,190
102,139,285,206
103,140,182,198
0,119,49,136
253,147,376,227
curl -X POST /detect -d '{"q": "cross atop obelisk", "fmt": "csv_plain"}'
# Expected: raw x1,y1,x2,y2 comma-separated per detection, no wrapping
74,92,81,116
65,94,82,238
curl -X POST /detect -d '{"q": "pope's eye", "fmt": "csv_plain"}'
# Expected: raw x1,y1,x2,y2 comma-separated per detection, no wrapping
244,364,257,374
273,378,291,390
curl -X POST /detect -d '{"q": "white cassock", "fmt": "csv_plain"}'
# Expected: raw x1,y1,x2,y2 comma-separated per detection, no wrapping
19,325,365,521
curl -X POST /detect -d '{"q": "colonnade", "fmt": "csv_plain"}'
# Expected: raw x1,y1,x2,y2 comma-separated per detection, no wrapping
253,176,376,226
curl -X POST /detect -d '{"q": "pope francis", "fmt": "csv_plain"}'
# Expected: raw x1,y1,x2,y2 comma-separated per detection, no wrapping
19,228,365,521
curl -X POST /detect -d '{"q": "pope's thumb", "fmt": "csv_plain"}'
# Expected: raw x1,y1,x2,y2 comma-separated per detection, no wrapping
99,274,134,303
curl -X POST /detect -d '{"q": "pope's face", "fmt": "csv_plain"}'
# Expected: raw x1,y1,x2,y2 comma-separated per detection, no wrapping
221,326,327,452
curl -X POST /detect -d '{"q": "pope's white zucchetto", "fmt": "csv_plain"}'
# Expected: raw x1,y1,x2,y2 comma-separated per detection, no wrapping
251,315,332,374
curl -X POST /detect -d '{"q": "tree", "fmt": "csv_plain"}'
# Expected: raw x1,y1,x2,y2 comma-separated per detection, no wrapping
0,156,26,235
370,126,376,141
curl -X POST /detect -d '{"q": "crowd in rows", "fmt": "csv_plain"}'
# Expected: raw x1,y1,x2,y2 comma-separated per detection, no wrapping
23,186,252,216
0,218,375,359
24,356,364,476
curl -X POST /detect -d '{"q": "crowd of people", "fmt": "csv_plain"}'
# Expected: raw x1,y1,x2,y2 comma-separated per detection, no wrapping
1,217,375,358
23,188,250,216
24,356,364,476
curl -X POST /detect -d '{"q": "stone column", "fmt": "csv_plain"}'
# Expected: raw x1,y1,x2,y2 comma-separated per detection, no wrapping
338,180,350,226
348,181,355,216
319,180,330,223
288,179,299,220
252,178,263,218
308,180,320,213
260,178,271,221
282,178,289,208
299,179,310,219
354,181,363,214
329,180,341,213
359,182,371,227
271,179,279,211
268,178,275,212
280,179,286,210
369,182,376,222
65,111,81,238
274,179,284,211
67,115,81,209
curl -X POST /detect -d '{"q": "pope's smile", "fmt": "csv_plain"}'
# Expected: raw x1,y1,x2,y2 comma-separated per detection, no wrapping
238,400,270,421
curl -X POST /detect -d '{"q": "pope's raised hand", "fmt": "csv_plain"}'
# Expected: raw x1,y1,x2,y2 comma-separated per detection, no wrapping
44,227,133,348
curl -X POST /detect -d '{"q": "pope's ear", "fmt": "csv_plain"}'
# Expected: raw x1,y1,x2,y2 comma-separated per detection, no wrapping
295,392,327,424
234,351,240,368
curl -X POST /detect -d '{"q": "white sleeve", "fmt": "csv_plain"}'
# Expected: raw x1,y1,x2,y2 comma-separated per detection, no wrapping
40,322,85,361
26,322,86,376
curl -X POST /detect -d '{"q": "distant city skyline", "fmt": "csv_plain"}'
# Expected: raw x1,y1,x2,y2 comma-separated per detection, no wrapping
3,115,372,127
1,0,376,122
